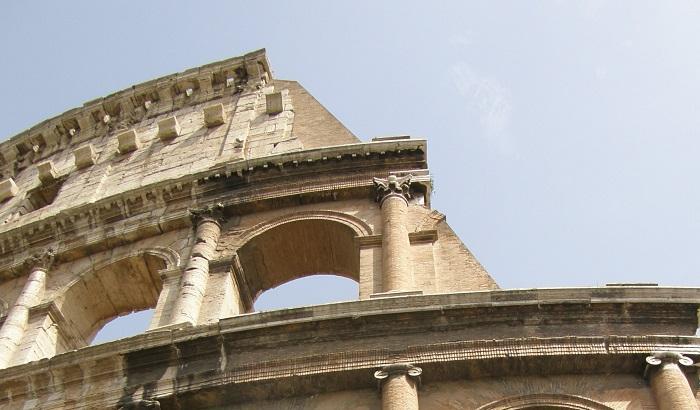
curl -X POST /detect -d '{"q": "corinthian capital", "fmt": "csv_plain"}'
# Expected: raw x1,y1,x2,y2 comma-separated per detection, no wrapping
373,174,412,206
373,363,422,381
189,203,226,227
25,248,56,271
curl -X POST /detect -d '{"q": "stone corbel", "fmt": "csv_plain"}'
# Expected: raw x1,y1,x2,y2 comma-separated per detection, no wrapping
157,116,181,140
73,144,97,169
0,178,18,201
204,104,226,127
117,130,139,154
36,161,58,185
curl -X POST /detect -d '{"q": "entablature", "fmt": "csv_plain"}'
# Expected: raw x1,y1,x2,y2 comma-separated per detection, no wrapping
0,288,699,407
0,140,429,280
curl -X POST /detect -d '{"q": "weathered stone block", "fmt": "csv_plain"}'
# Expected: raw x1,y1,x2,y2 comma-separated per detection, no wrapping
0,178,18,201
157,116,181,140
1,146,18,163
203,104,226,127
117,130,139,154
266,92,283,115
73,145,97,169
37,161,57,185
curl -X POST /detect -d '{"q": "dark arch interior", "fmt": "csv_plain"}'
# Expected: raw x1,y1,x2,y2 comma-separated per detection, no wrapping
237,219,360,304
58,253,165,348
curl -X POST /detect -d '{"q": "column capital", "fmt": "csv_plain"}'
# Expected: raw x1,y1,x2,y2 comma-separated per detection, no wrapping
189,203,226,227
25,248,56,272
646,352,694,367
374,363,422,381
373,174,412,207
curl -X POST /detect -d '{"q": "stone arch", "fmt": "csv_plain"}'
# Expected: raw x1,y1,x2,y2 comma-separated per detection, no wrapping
56,249,176,347
235,214,364,305
478,394,614,410
234,210,373,246
89,246,181,273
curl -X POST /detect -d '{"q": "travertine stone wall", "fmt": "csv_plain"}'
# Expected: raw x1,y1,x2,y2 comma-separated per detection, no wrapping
2,287,698,409
221,374,662,410
0,49,512,410
418,375,658,409
214,198,496,303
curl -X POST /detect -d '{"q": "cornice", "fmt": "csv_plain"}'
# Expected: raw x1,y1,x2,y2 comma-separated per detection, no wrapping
0,287,699,407
1,286,697,370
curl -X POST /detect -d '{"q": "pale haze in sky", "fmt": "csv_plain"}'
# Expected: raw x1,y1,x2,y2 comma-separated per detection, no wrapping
2,1,700,343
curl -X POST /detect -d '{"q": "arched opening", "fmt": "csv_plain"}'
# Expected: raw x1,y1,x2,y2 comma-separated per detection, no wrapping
237,219,360,310
59,253,166,348
254,275,358,311
477,394,614,410
91,309,154,345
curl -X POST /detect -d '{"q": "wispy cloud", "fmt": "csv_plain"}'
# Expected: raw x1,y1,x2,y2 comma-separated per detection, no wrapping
448,62,513,139
552,0,607,20
449,33,474,48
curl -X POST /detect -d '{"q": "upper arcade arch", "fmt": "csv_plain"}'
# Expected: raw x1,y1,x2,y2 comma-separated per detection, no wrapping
232,210,373,246
235,217,361,305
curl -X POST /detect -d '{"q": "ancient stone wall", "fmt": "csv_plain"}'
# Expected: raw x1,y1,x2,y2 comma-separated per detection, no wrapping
0,49,497,374
0,50,697,409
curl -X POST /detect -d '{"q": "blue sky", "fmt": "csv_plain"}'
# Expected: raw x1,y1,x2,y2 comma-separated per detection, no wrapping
2,1,700,342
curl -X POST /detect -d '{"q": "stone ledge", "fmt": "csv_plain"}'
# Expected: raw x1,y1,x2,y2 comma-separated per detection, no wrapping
1,286,698,371
369,290,424,299
1,334,698,409
0,289,698,407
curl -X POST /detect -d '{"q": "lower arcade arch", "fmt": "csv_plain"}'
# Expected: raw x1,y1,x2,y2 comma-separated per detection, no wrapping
236,218,360,309
57,253,167,348
253,274,359,311
477,394,614,410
